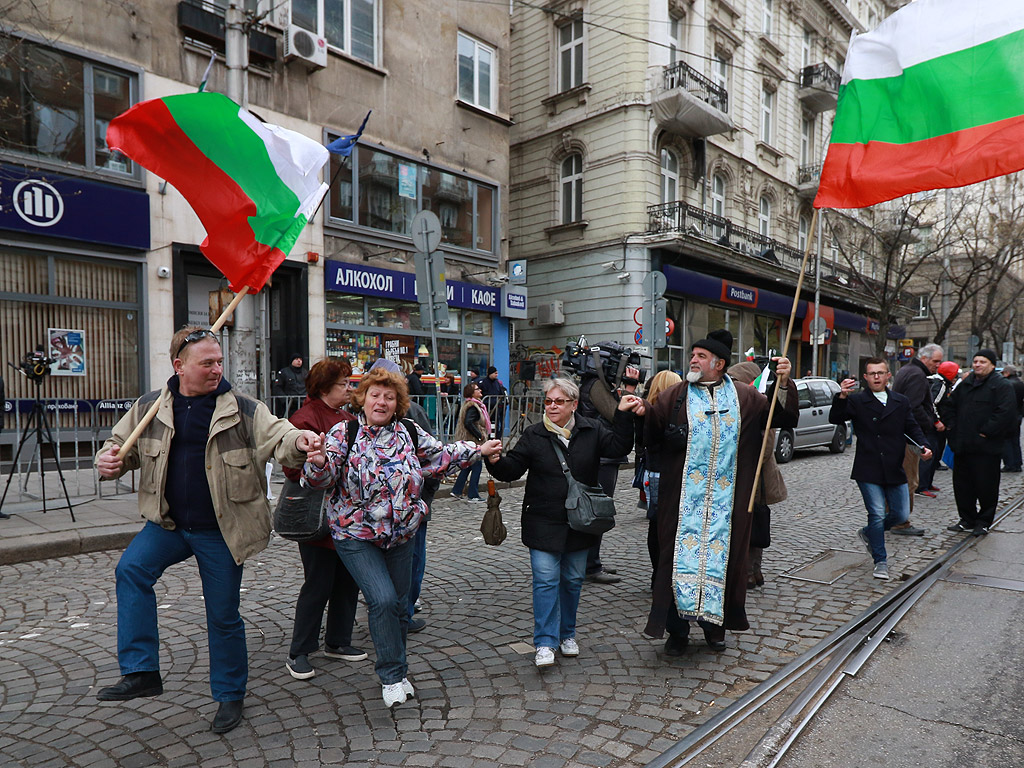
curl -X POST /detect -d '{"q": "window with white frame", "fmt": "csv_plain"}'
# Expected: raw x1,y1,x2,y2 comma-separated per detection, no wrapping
762,0,773,36
711,173,726,217
761,88,775,144
291,0,378,65
668,15,682,65
457,32,496,111
660,148,680,204
560,153,583,224
711,54,729,94
801,29,813,68
558,18,584,92
798,214,810,251
913,294,930,319
759,196,771,237
801,116,815,165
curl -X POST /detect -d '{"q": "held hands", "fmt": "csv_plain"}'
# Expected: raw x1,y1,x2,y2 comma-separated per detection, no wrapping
97,445,123,479
618,394,644,413
480,439,503,461
304,432,327,468
839,378,857,398
773,356,792,388
294,430,320,452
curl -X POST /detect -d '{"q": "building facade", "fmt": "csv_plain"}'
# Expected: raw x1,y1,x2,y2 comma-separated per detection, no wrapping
509,0,902,381
1,0,512,430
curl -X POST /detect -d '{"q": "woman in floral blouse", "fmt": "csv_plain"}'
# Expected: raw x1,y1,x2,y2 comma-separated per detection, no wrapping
303,362,502,708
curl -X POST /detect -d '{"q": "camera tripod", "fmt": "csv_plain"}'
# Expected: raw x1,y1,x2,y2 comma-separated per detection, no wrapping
0,378,75,521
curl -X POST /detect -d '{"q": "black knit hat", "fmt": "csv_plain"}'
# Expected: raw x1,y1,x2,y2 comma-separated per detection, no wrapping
692,329,733,361
975,348,998,366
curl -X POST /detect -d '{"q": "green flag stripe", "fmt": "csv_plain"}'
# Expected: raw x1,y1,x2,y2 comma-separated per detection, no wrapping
832,27,1024,146
163,93,301,248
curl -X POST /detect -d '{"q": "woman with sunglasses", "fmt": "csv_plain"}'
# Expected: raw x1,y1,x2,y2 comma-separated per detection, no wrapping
485,377,641,668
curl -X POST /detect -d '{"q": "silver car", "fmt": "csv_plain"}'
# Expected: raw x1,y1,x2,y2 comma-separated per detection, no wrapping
774,377,849,464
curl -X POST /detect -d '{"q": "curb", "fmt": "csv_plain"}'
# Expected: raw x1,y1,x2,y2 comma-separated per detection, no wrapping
0,523,142,566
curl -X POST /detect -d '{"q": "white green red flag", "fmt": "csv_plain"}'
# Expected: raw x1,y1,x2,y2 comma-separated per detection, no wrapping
107,92,328,291
815,0,1024,210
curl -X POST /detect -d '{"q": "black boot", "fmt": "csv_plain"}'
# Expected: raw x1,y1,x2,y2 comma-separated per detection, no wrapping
211,699,244,733
663,633,688,657
96,671,163,701
702,624,727,651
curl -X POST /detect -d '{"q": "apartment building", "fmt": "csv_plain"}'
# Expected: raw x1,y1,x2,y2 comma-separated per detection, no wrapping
0,1,511,421
509,0,900,378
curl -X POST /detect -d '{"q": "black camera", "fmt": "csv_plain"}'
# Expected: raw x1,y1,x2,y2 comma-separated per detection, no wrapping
18,347,56,383
562,337,647,389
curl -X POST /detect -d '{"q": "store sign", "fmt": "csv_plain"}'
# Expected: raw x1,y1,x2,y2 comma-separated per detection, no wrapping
325,260,500,313
0,164,149,250
501,286,528,319
720,281,758,308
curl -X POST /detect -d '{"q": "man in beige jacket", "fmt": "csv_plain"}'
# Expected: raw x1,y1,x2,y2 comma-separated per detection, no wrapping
93,326,319,734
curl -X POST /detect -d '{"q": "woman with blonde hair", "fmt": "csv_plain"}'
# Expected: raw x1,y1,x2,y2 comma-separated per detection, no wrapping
639,370,683,589
303,360,502,707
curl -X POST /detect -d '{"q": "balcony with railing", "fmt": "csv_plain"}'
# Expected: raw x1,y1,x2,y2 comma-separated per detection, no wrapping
797,63,841,112
652,61,734,137
647,200,869,291
797,161,823,198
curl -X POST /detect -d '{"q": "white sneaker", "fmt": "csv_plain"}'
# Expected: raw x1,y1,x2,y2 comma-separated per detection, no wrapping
873,561,889,580
559,638,580,657
401,677,415,697
382,682,407,707
535,647,555,667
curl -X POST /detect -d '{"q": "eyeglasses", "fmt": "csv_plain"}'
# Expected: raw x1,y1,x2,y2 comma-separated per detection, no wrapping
544,397,573,406
864,371,888,377
175,329,216,359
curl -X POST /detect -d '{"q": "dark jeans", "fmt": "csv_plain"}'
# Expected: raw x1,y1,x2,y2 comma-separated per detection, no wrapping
1002,422,1022,471
407,520,427,619
115,521,246,702
917,431,938,492
586,462,620,575
333,536,413,685
952,452,1002,527
288,542,359,657
452,461,482,499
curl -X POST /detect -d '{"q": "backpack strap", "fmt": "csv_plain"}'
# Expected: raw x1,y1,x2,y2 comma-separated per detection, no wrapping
670,385,688,427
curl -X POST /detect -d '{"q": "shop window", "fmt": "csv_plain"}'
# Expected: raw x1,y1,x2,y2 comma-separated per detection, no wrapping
325,328,380,371
457,32,496,112
0,36,135,176
466,341,491,377
325,294,365,325
463,310,492,337
368,299,420,329
292,0,378,65
707,306,741,363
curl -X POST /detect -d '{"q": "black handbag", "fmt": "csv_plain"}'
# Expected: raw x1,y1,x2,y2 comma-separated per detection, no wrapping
631,455,647,490
551,439,616,535
273,477,330,543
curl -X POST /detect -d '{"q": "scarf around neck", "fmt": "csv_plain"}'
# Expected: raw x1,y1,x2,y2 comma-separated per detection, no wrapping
543,413,575,444
467,397,492,434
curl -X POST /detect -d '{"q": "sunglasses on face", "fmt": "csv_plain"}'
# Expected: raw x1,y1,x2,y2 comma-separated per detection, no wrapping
544,397,573,406
175,329,216,359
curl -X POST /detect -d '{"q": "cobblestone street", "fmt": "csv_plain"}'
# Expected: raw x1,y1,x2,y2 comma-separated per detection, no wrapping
3,447,1022,768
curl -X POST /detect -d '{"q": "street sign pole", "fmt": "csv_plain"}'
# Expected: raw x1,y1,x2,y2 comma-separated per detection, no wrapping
412,211,445,436
641,272,668,357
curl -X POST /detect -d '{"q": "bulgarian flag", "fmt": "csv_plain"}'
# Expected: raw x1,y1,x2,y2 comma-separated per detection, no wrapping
107,92,329,291
815,0,1024,210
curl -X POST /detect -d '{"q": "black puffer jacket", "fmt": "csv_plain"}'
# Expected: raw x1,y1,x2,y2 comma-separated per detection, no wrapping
485,409,634,552
940,372,1016,455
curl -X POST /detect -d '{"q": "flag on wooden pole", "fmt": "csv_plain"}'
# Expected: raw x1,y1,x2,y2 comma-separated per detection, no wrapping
815,0,1024,209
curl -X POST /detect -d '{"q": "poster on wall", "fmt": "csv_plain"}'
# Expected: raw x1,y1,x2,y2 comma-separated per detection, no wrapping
381,334,413,371
48,328,86,376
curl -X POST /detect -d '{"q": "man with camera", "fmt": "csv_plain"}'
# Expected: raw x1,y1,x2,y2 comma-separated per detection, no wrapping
93,326,319,734
634,330,798,654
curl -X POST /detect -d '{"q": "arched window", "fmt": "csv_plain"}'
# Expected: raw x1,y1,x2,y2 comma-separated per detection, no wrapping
660,148,680,204
798,214,810,251
560,153,583,224
759,195,771,237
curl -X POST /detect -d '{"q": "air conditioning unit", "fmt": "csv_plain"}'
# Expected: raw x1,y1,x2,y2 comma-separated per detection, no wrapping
284,25,327,70
537,300,565,326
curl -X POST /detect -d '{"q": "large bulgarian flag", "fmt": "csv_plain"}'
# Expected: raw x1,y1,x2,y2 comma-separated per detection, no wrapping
815,0,1024,210
107,92,328,291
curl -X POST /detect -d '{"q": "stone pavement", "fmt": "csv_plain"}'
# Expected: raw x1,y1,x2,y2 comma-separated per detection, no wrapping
1,449,1022,767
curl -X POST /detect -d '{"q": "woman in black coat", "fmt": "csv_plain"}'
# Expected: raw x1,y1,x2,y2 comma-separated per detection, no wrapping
485,377,640,669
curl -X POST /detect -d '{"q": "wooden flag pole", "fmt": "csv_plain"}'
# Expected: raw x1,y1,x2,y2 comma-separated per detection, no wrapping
747,211,819,513
116,285,251,457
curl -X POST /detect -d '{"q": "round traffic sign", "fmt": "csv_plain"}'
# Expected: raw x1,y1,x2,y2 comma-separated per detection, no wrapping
666,318,675,336
635,328,643,344
633,307,643,326
410,210,442,253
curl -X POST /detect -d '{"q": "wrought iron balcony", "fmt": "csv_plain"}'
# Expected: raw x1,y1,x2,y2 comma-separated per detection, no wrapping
652,62,733,137
797,162,823,198
797,63,840,112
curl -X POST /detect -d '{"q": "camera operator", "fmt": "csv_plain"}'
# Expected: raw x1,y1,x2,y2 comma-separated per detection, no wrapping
575,342,643,585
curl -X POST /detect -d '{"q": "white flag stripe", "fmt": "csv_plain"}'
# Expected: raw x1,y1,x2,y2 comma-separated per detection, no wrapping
842,0,1024,85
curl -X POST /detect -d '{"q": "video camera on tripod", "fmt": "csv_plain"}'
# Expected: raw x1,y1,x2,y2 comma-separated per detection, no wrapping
562,337,647,421
13,346,56,383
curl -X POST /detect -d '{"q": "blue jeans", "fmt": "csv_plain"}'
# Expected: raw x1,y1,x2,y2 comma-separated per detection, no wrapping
452,461,482,498
529,548,587,649
407,521,427,619
115,521,246,702
856,481,910,563
334,536,413,685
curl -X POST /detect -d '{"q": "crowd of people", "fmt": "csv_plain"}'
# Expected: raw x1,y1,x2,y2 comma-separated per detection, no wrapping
91,327,1024,733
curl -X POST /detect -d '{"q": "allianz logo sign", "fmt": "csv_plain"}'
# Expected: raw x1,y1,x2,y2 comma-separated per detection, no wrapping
12,180,65,227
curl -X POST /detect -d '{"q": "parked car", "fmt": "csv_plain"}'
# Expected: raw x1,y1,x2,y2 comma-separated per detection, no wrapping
773,377,850,464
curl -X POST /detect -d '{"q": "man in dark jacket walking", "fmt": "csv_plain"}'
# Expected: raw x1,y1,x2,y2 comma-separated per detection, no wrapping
1000,364,1024,472
892,343,944,512
406,363,426,397
940,349,1016,536
478,366,507,438
273,352,307,416
831,358,931,580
